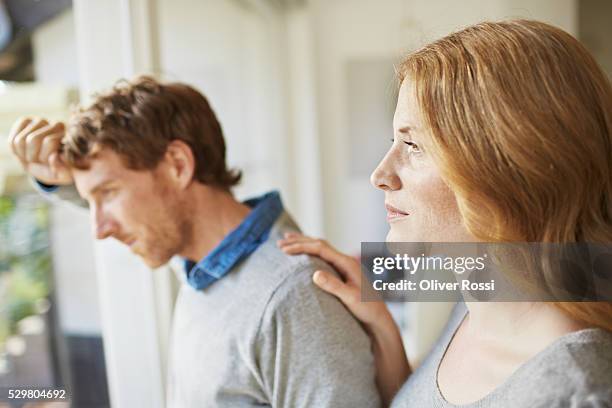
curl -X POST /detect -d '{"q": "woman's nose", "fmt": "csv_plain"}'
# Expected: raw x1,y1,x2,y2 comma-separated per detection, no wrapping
370,151,401,191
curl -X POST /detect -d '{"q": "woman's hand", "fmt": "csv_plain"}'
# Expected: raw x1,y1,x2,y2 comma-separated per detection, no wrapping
277,232,411,406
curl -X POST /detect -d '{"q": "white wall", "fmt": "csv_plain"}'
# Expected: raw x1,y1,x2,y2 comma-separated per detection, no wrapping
504,0,577,35
32,9,80,86
157,0,294,204
579,0,612,78
311,0,405,255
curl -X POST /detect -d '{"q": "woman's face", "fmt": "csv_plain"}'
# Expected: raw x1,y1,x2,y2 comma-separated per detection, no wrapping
370,79,474,243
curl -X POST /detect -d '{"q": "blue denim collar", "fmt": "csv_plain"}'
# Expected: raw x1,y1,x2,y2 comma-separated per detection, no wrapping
183,190,283,290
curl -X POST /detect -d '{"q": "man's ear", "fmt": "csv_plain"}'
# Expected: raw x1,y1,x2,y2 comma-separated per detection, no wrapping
164,140,195,189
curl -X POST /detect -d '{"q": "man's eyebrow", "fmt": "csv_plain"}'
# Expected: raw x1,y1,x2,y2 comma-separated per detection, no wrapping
88,179,116,197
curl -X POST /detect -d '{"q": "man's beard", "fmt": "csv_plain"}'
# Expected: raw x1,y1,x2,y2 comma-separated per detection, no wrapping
141,197,194,267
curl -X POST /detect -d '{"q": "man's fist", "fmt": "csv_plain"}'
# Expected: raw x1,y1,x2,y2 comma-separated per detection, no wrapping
7,117,73,186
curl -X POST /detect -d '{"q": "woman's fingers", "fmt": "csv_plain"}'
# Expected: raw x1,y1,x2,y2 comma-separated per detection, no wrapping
279,239,359,281
314,270,387,328
278,235,335,257
313,270,359,306
278,234,314,246
278,241,325,255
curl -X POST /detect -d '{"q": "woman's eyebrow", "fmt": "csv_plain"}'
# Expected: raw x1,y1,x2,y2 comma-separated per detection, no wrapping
398,125,414,134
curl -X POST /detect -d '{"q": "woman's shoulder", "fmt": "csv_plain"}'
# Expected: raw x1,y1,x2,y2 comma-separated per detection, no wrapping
547,328,612,373
556,328,612,372
525,328,612,403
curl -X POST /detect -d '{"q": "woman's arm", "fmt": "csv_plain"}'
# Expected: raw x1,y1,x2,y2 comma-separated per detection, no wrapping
278,233,411,406
364,310,412,407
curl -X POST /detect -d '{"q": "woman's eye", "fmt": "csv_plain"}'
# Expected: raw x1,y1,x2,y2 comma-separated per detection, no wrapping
390,138,422,155
404,141,422,153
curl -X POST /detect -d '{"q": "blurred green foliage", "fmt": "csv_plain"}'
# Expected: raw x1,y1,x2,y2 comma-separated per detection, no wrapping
0,194,51,350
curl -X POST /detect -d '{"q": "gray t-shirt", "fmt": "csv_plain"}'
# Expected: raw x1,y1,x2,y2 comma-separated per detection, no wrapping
392,303,612,407
167,211,381,407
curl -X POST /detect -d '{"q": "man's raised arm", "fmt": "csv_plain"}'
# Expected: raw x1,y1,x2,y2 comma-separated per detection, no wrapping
7,117,86,208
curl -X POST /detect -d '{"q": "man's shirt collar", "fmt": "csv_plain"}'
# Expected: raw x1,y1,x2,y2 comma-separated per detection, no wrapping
183,190,283,290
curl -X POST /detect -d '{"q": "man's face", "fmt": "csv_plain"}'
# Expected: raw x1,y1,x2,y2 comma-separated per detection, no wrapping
72,148,190,268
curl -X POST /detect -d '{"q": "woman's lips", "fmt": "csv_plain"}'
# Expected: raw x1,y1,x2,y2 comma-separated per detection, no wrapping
385,204,409,221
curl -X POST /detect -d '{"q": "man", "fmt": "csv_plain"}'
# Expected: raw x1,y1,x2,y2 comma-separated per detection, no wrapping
7,77,380,407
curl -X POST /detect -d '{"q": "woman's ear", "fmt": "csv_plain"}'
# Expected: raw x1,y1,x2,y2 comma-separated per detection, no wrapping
164,140,195,189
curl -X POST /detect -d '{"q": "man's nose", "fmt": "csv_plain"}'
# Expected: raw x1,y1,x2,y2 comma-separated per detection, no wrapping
93,207,116,240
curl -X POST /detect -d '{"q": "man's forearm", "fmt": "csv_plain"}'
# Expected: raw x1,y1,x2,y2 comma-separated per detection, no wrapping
32,180,88,208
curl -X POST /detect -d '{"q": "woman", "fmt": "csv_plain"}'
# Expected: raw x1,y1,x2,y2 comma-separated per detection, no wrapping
279,20,612,407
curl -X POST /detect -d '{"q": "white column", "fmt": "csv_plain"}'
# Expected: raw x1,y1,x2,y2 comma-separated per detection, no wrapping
285,6,325,237
72,1,173,407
